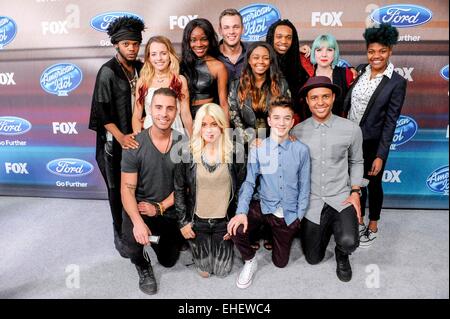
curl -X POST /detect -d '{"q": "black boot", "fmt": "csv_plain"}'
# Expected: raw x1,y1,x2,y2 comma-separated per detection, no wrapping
335,247,352,282
135,264,157,295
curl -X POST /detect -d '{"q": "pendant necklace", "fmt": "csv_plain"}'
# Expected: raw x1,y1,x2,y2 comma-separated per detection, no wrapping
150,127,172,159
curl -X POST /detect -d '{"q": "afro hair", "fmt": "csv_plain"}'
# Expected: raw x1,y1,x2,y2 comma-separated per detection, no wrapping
363,23,399,48
107,16,145,38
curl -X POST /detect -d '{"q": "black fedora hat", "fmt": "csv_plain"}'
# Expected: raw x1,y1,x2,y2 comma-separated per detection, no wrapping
298,76,341,98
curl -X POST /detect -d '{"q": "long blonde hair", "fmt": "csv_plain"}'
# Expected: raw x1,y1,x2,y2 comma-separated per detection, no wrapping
138,36,182,105
191,103,233,164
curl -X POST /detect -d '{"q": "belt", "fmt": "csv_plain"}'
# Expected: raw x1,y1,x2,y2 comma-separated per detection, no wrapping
194,215,227,225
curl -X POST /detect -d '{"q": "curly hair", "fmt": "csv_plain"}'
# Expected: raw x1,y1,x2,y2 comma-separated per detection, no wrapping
107,16,145,44
363,23,399,48
238,42,283,113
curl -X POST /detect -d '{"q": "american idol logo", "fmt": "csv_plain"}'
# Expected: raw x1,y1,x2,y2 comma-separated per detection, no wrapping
426,165,449,195
239,4,280,41
440,65,449,81
0,116,32,136
391,115,418,149
370,4,432,28
40,63,82,96
90,12,143,32
0,16,17,49
46,158,94,177
337,59,351,68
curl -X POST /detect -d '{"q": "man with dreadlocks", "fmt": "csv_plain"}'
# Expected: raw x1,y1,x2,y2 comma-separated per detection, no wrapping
266,19,310,122
89,16,145,257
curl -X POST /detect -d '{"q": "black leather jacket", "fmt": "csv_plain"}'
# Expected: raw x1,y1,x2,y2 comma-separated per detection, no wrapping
174,146,246,228
228,77,290,142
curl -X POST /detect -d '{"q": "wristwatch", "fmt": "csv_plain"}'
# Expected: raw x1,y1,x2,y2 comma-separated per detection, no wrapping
350,189,362,196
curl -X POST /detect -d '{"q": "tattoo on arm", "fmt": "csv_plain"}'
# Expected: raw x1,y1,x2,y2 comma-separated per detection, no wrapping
125,183,137,190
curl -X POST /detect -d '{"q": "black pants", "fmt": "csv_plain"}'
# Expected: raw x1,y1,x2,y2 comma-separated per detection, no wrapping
189,216,234,277
300,204,359,265
103,141,123,234
362,140,387,221
121,211,183,268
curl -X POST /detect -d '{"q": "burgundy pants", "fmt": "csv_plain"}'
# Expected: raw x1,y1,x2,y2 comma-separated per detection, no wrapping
232,200,300,268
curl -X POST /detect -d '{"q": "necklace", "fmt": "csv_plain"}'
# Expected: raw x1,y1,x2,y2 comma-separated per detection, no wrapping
201,153,220,173
115,55,137,94
150,127,172,157
155,73,169,84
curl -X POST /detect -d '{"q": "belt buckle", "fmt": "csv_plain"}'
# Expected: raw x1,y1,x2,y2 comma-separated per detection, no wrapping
208,218,214,226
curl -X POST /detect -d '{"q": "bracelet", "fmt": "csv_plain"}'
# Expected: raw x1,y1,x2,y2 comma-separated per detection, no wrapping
350,189,362,196
152,202,161,216
157,202,165,216
159,202,166,214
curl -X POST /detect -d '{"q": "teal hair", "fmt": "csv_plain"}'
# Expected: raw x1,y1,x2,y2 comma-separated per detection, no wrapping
310,34,340,68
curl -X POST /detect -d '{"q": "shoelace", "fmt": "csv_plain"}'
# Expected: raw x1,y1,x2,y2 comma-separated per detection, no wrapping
143,245,151,262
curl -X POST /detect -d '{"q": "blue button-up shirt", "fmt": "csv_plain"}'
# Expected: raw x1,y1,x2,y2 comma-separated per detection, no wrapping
236,137,310,225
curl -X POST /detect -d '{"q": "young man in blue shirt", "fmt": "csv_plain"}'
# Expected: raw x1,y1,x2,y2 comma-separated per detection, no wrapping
227,96,310,289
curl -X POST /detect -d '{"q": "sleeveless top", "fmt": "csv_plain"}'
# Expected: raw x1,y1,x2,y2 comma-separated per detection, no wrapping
143,87,185,135
195,163,231,219
191,59,217,101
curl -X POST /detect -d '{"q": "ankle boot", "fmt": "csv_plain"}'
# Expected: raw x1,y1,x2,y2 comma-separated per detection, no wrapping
335,247,352,282
135,264,157,295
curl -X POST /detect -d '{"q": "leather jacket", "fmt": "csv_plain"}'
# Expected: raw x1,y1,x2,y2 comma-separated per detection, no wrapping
228,77,290,142
174,144,246,228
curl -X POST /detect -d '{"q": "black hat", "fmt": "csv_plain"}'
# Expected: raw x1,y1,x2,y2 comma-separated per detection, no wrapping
298,76,341,98
107,16,145,44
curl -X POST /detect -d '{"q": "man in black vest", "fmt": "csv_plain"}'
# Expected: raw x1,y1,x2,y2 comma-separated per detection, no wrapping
89,16,145,257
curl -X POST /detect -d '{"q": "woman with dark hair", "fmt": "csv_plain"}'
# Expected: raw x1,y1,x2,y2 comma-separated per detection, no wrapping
180,18,228,120
266,19,309,121
344,23,407,247
228,41,290,251
229,41,289,140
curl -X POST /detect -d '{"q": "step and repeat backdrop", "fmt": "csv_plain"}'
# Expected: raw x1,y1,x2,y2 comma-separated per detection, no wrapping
0,0,448,208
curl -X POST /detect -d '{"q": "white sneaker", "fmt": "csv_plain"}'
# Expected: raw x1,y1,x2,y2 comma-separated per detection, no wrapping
358,223,367,236
359,228,378,248
236,257,258,289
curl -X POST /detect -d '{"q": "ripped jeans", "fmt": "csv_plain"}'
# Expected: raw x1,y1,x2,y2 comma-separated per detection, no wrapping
188,215,234,277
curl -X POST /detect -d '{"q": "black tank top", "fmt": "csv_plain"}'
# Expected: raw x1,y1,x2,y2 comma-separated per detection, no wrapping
192,59,217,101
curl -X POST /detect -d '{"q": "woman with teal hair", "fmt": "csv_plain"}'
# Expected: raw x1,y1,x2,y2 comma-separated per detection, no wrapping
304,34,355,117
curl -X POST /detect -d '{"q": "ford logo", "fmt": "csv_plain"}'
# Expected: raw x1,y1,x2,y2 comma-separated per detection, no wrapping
40,63,83,96
90,12,144,32
440,65,449,81
0,16,17,49
0,116,32,136
426,165,449,195
370,4,433,28
239,4,281,41
337,59,352,68
46,158,94,177
391,115,418,149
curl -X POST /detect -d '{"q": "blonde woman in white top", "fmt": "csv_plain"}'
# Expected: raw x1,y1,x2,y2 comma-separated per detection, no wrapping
132,36,193,136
